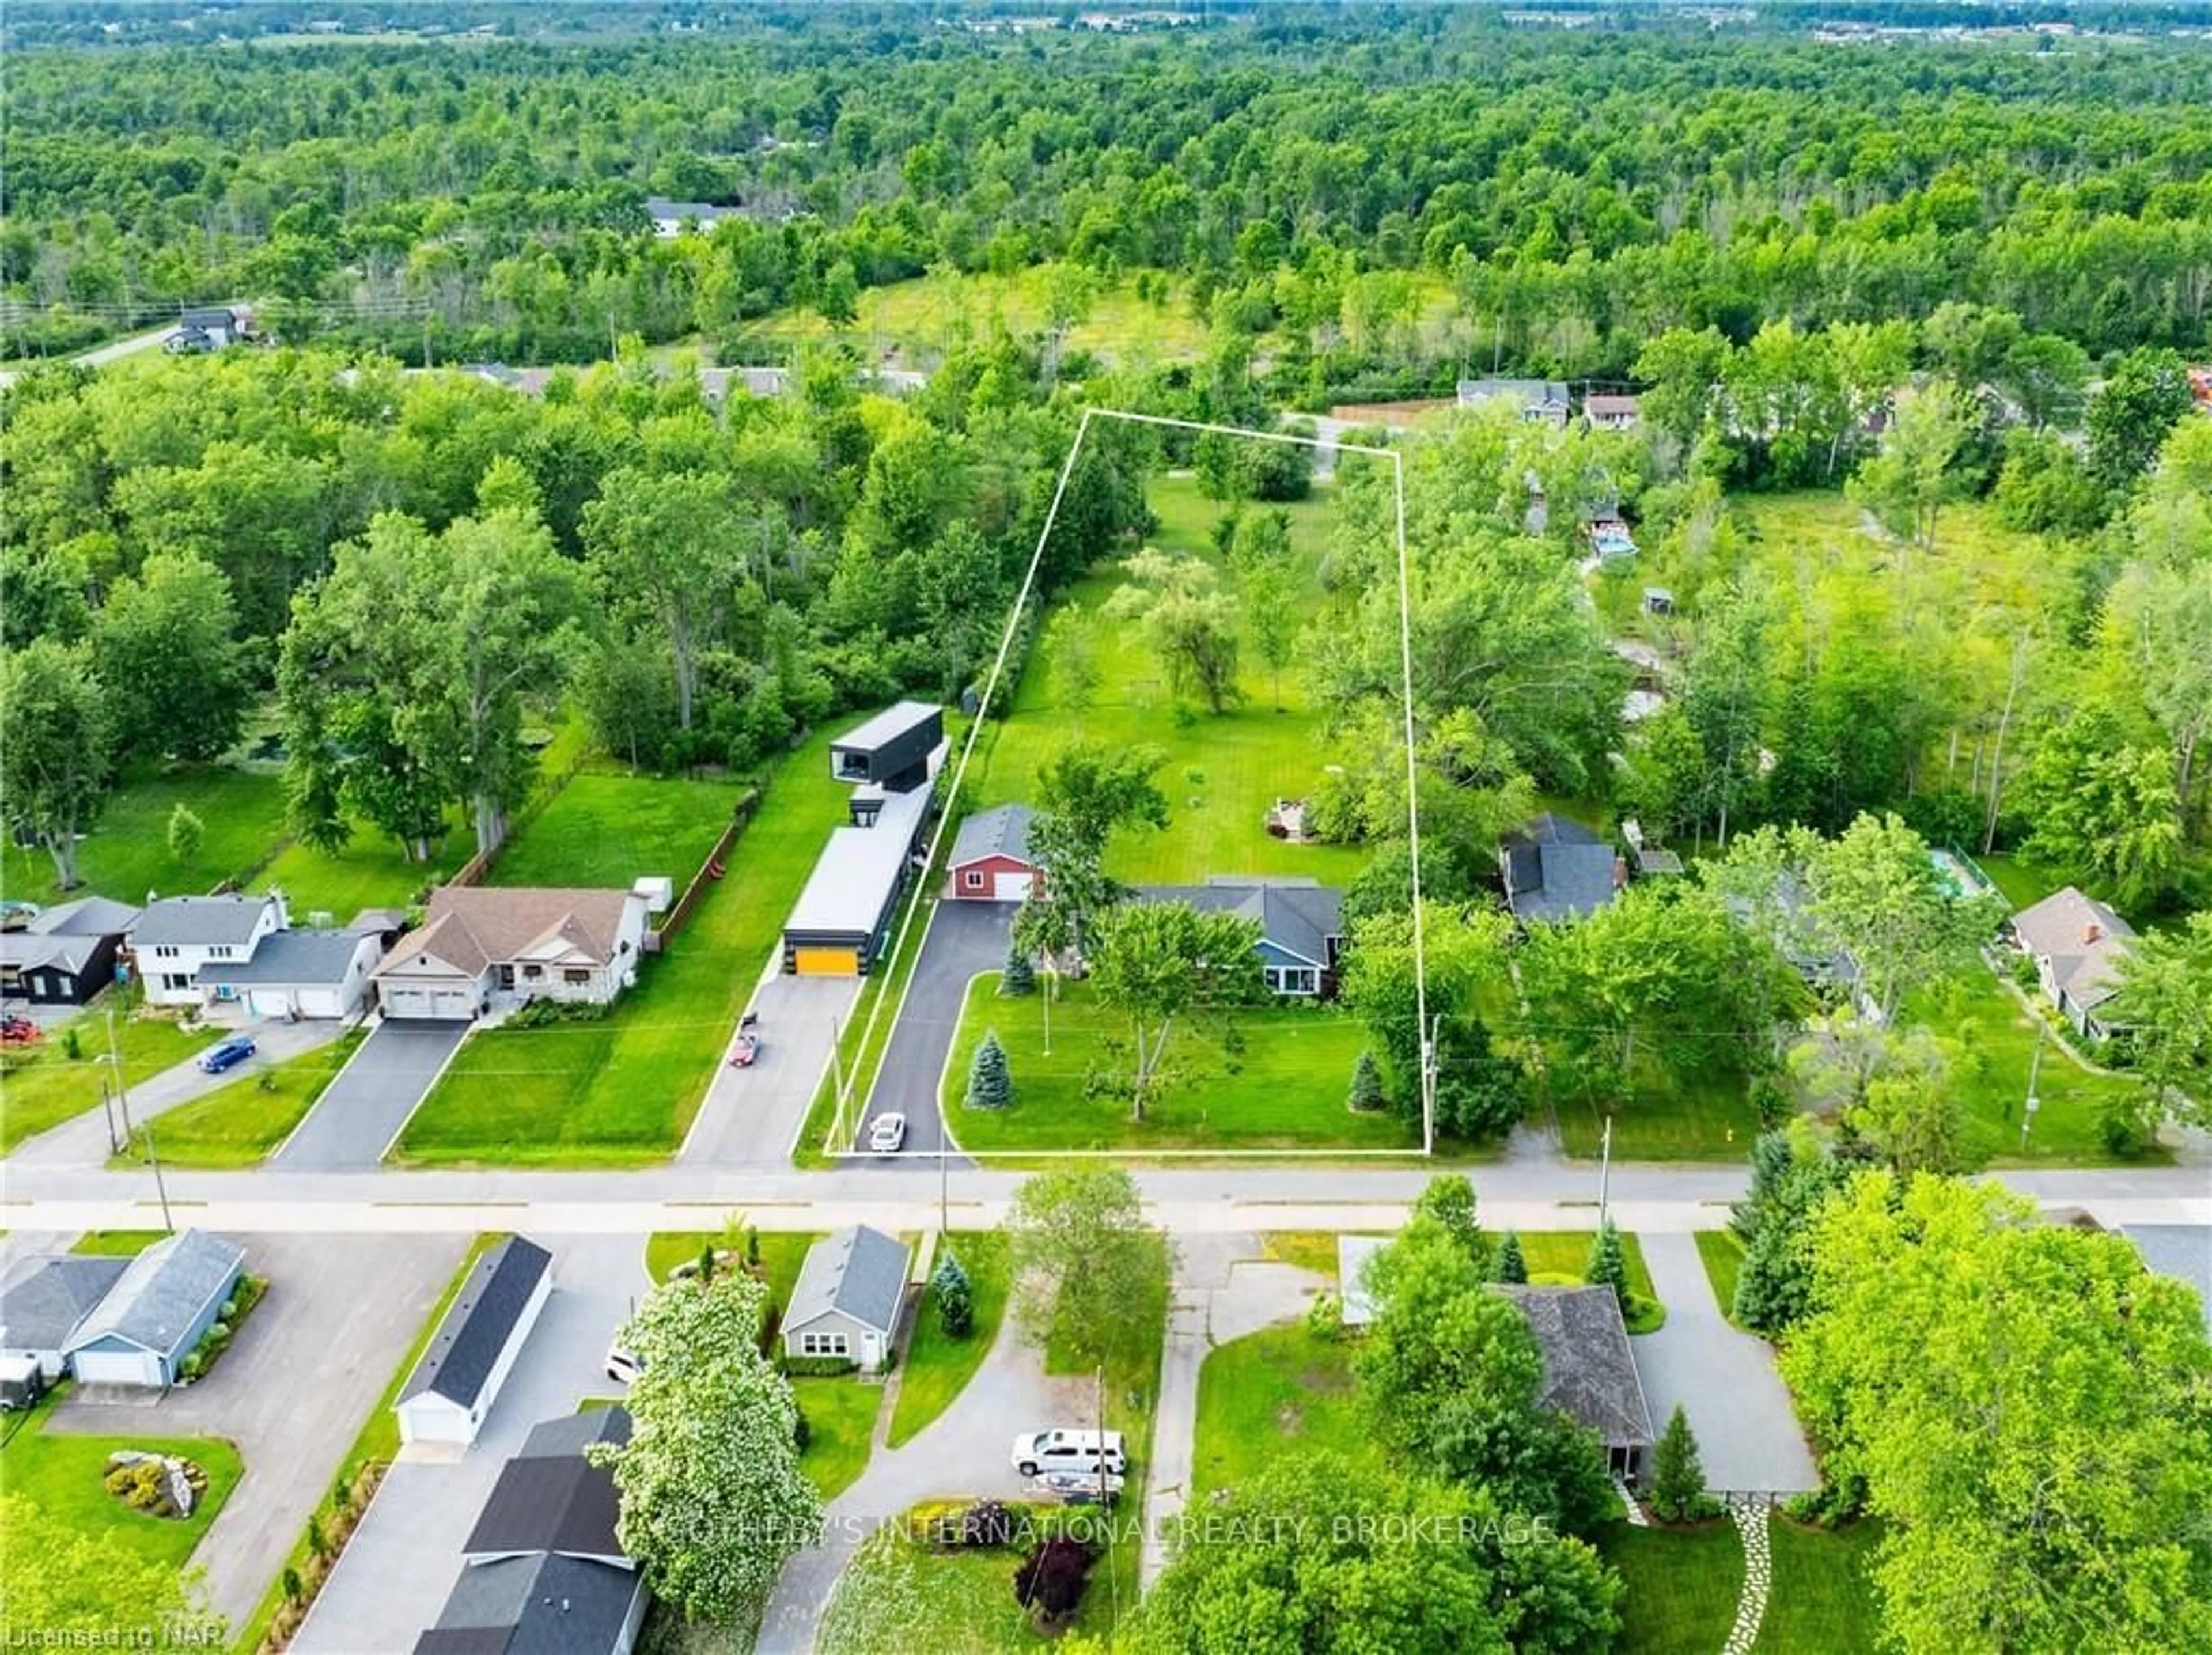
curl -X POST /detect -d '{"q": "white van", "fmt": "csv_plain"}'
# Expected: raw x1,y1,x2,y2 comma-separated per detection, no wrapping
1010,1428,1127,1478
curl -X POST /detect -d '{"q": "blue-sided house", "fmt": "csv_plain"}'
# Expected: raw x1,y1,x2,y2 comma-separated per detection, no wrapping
61,1229,245,1389
1136,877,1347,998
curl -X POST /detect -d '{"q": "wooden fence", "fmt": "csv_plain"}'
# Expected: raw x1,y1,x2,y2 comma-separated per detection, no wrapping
654,787,763,946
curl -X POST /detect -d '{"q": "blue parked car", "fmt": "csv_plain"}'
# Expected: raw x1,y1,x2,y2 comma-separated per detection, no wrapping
198,1036,257,1075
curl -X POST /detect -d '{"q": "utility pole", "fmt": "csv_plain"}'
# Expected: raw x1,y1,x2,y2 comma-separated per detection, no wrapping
2021,1023,2044,1153
142,1115,175,1236
1597,1114,1614,1227
104,1005,137,1149
1421,1012,1442,1157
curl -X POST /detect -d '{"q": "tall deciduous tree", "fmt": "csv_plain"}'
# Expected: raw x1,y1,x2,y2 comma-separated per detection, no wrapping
2109,914,2212,1146
1241,556,1298,712
582,466,744,730
1105,548,1244,714
92,551,249,762
0,1493,214,1642
1804,812,1997,1024
2014,711,2187,908
1040,604,1101,723
1783,1173,2212,1652
1848,381,1971,557
0,638,112,888
590,1270,820,1624
1004,1167,1160,1370
1339,900,1519,1137
1085,899,1263,1118
2087,346,2196,488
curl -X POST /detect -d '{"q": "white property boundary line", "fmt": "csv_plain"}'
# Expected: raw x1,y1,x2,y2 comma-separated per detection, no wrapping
825,410,1433,1164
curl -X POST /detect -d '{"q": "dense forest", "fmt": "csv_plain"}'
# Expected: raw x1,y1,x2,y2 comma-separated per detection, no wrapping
5,6,2211,381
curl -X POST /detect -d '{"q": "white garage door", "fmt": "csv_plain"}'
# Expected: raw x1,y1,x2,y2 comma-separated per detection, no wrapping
993,870,1033,901
73,1349,161,1387
384,985,476,1021
249,988,295,1019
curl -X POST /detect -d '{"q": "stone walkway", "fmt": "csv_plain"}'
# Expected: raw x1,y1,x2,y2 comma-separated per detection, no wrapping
1722,1495,1773,1654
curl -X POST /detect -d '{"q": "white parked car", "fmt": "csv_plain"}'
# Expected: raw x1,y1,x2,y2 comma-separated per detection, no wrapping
1011,1428,1127,1479
867,1112,907,1153
605,1346,645,1385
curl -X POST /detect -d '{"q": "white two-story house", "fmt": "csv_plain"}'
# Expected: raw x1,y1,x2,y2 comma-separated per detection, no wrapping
128,893,287,1008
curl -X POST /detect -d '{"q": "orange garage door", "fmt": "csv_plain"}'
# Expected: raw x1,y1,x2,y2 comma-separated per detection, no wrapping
793,945,859,977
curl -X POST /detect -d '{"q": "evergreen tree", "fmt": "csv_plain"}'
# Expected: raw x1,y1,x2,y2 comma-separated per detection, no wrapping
965,1031,1013,1110
1347,1048,1385,1112
932,1255,974,1338
1586,1221,1628,1307
1650,1404,1709,1521
1495,1232,1528,1284
1001,941,1036,996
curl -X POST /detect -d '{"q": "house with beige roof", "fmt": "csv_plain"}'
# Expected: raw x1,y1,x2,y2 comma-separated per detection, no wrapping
2007,885,2137,1040
372,887,649,1021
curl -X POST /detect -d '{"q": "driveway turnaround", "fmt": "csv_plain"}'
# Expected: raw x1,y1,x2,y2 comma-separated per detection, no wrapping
46,1231,467,1637
271,1018,469,1170
857,898,1014,1161
9,1017,344,1169
681,972,862,1165
293,1234,653,1654
759,1306,1091,1654
1630,1232,1820,1494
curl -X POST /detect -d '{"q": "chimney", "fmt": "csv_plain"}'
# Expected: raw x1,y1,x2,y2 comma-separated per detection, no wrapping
2083,920,2102,945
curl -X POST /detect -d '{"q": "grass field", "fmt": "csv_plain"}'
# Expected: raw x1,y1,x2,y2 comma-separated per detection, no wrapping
488,769,744,890
1695,1230,1748,1326
0,764,287,908
941,974,1412,1153
643,1230,820,1305
1515,1230,1666,1333
816,1523,1077,1653
794,1376,884,1502
889,1233,1011,1448
1,993,219,1155
0,1392,244,1635
1601,1520,1745,1655
117,1031,365,1168
1192,1323,1373,1501
1756,1519,1884,1652
960,474,1371,889
70,1229,169,1256
262,827,446,921
393,734,850,1165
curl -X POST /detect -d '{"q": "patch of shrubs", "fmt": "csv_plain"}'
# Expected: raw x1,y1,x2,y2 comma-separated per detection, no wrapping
503,998,612,1029
179,1275,267,1382
1013,1535,1096,1626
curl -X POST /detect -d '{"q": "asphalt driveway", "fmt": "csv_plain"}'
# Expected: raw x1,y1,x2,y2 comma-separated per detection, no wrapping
1630,1232,1819,1494
271,1018,469,1169
857,898,1013,1161
46,1231,468,1637
680,972,862,1166
293,1234,653,1653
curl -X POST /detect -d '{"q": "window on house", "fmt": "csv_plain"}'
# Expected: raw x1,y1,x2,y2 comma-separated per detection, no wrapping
800,1331,850,1357
964,870,984,889
1280,968,1317,995
1263,968,1281,991
161,974,192,992
563,968,590,985
522,964,543,979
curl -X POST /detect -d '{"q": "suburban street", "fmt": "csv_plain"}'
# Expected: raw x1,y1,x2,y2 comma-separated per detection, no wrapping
855,897,1015,1160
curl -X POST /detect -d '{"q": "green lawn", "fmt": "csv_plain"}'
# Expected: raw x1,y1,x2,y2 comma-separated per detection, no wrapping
1552,1048,1762,1162
262,828,446,921
489,769,745,890
1,1391,245,1635
1695,1230,1748,1327
1600,1520,1745,1655
70,1229,169,1256
1515,1230,1665,1333
960,476,1369,889
1910,961,2156,1166
889,1233,1012,1448
642,1230,820,1308
816,1523,1073,1653
1192,1323,1373,1501
393,734,850,1165
942,975,1412,1153
1,993,219,1155
1258,1231,1349,1275
1972,853,2066,914
795,1375,884,1502
1,764,287,908
114,1031,365,1168
232,1233,503,1655
1755,1519,1884,1652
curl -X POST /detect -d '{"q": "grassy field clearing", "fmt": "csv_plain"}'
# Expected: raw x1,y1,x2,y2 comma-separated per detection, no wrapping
117,1029,366,1168
1,993,218,1156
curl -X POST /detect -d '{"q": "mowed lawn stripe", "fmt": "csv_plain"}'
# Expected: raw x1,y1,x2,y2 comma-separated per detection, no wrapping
392,734,851,1165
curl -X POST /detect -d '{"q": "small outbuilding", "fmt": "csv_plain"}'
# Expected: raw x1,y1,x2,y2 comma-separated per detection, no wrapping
198,928,385,1021
62,1229,245,1389
0,896,140,1006
949,804,1039,902
396,1236,554,1446
0,1252,128,1380
782,1225,910,1372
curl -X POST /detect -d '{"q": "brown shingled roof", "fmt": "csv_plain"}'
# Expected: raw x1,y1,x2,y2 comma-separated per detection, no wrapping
375,887,637,980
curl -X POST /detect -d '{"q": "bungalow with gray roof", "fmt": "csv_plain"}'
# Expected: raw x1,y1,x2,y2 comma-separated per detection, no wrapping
2008,886,2137,1040
782,1225,911,1372
1135,877,1346,998
373,887,648,1021
397,1237,554,1445
62,1229,245,1389
1457,377,1571,428
1499,814,1624,925
0,1253,128,1379
1495,1283,1655,1480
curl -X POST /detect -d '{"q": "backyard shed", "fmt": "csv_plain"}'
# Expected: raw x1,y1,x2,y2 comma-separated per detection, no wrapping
782,1225,911,1372
397,1236,554,1446
62,1229,245,1389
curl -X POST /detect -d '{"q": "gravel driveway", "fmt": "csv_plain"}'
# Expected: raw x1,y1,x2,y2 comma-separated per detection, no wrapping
857,899,1013,1162
46,1231,468,1637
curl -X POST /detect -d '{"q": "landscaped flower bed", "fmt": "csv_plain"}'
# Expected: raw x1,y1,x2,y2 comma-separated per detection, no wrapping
104,1451,209,1520
179,1274,267,1383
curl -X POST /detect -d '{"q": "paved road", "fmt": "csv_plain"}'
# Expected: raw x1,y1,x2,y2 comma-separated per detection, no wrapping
858,899,1013,1161
44,1231,466,1637
293,1234,652,1653
1630,1232,1820,1494
761,1302,1090,1653
0,321,200,391
680,972,861,1165
8,1017,346,1168
271,1018,469,1169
